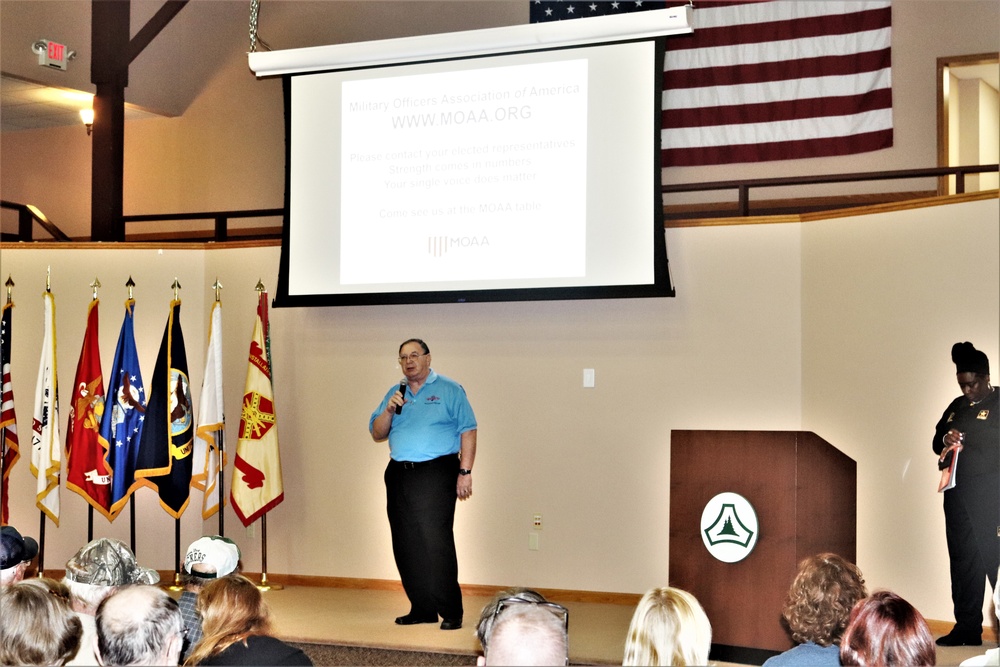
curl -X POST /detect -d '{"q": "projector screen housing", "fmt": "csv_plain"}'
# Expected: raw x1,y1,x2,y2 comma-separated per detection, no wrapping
252,10,690,307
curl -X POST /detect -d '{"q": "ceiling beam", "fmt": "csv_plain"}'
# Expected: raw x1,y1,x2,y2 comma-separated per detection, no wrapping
129,0,190,65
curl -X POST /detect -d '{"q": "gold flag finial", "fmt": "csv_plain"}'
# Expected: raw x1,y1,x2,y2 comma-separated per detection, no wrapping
90,277,101,301
172,278,181,301
212,278,223,302
5,275,13,304
255,279,265,293
126,276,135,300
46,266,51,293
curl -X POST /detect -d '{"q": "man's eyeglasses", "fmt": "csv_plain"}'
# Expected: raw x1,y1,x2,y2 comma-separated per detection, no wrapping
489,595,570,638
480,595,570,665
398,352,427,364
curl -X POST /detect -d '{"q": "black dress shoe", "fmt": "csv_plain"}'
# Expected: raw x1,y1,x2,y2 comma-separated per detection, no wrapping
395,613,437,625
440,618,463,630
935,628,982,646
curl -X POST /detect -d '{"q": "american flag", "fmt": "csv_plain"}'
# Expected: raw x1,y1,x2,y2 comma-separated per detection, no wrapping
530,1,893,166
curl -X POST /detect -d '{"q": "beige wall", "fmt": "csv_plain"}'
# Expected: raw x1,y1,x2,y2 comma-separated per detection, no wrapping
1,195,997,625
801,197,999,623
2,1,999,238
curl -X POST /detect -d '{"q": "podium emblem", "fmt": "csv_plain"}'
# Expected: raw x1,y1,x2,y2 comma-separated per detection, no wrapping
700,492,759,563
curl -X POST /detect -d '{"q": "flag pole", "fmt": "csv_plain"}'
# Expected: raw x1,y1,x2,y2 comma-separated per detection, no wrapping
38,511,45,576
169,517,183,591
127,277,137,554
254,280,281,592
214,279,225,537
258,513,281,591
37,267,52,577
217,433,225,536
0,277,10,526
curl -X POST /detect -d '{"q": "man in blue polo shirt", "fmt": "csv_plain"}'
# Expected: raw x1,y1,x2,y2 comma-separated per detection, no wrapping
370,338,477,631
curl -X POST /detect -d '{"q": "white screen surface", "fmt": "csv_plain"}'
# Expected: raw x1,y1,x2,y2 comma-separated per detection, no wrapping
283,39,671,305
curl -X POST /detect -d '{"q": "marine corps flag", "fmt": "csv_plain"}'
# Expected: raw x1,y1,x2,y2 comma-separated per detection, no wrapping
134,300,194,519
100,299,146,520
65,299,113,520
231,291,284,526
1,300,20,525
31,290,60,525
191,300,225,519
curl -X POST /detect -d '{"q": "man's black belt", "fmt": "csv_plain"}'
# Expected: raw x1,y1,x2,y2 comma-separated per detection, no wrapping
389,454,455,470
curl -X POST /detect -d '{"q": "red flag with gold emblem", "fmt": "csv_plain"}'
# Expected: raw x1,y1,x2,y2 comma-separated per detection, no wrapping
65,299,113,520
230,291,283,526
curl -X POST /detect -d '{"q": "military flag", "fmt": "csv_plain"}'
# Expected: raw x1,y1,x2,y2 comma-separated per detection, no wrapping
100,299,147,520
231,291,284,526
134,300,194,519
65,299,113,520
191,300,225,519
1,300,20,525
30,290,60,525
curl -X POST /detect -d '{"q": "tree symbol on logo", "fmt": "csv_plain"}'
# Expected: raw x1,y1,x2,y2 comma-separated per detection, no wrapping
704,503,755,548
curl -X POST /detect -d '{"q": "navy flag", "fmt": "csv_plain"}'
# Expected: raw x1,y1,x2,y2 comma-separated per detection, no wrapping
134,300,194,518
99,299,147,520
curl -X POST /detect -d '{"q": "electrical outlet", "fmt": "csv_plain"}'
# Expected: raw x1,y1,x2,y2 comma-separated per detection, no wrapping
533,513,542,530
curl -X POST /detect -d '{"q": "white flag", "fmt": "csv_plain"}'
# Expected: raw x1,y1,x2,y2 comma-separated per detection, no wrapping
31,290,60,525
192,300,225,519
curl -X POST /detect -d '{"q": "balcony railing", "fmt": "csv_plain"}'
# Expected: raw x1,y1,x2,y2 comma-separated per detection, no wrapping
3,164,997,242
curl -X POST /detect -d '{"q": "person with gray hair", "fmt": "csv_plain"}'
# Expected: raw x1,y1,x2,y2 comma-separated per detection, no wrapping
0,525,39,587
95,586,182,667
475,588,569,666
61,537,159,666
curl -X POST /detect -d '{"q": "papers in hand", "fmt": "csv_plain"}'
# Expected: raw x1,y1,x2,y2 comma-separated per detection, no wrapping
938,445,961,492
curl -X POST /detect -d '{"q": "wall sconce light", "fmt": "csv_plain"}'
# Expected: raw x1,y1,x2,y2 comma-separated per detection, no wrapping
80,108,94,135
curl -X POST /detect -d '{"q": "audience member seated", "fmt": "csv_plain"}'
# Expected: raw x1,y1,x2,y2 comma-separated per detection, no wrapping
62,537,160,666
95,585,183,666
179,536,242,661
622,586,711,666
0,578,82,665
0,525,39,586
840,590,936,666
960,567,1000,667
184,574,311,666
764,552,868,666
475,587,570,666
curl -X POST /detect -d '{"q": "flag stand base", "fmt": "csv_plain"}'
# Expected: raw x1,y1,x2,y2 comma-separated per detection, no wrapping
256,572,283,592
167,571,184,592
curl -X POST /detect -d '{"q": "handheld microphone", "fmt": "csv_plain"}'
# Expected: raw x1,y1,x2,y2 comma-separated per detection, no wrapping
395,381,407,414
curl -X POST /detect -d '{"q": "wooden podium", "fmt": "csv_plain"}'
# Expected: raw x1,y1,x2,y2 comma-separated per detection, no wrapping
669,430,857,659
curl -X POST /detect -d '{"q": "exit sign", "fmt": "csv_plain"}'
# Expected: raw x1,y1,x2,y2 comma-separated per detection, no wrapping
38,40,68,70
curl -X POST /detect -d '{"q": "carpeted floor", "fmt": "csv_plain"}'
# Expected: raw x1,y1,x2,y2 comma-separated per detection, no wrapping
291,643,477,666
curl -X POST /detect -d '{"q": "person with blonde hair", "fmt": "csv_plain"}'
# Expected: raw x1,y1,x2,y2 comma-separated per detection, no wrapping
839,590,936,666
185,574,311,666
0,578,82,666
764,552,868,666
622,586,712,666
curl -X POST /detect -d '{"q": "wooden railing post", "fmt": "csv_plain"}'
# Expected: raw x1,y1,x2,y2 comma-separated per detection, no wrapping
18,207,33,241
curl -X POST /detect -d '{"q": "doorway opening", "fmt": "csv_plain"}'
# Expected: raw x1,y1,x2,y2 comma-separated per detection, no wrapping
937,53,999,195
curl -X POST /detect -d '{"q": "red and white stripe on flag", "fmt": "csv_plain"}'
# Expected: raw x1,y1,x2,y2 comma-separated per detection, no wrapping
662,1,892,166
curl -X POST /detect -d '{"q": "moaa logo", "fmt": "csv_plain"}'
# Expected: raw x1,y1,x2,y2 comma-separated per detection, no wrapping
700,492,759,563
427,235,490,258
